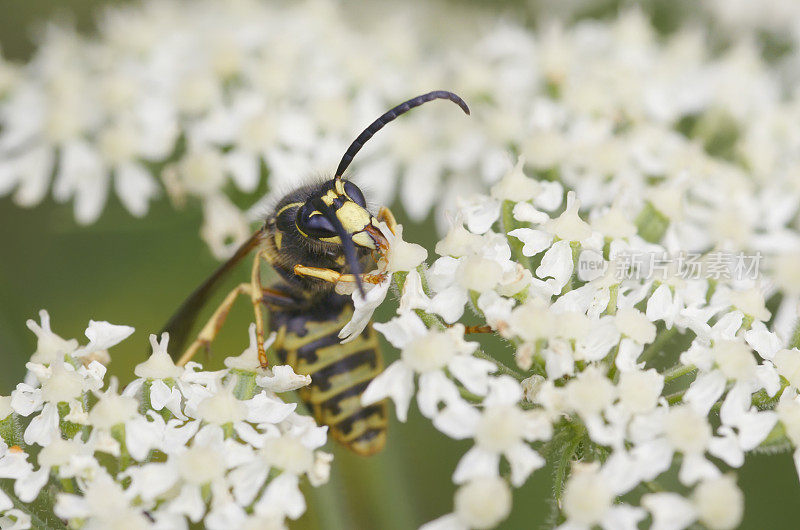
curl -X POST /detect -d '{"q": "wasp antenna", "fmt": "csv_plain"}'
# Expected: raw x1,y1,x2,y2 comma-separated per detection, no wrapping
334,90,470,178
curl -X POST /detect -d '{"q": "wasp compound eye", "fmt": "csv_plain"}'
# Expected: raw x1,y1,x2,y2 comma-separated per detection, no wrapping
297,203,337,238
343,180,366,207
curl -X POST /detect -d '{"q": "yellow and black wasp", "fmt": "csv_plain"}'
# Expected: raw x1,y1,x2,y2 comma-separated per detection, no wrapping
161,91,470,456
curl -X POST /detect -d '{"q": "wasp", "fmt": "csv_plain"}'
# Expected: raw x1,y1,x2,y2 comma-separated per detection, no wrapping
161,91,470,455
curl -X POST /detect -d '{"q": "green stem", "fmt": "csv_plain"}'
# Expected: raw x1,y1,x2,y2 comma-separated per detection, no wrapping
501,200,533,271
458,386,484,404
665,390,684,405
664,363,696,382
603,284,619,316
111,425,131,473
473,349,525,381
606,344,621,382
552,426,583,502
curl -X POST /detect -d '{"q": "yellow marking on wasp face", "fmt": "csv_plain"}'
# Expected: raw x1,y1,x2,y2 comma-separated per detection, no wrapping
336,202,370,232
319,235,343,244
275,201,304,218
335,255,346,266
274,231,283,250
334,178,345,194
320,189,339,206
351,231,376,249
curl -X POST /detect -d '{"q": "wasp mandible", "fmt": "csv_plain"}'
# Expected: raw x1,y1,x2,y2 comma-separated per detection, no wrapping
161,91,470,455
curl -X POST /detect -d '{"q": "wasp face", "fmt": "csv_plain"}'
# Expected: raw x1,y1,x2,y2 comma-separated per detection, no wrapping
294,178,387,252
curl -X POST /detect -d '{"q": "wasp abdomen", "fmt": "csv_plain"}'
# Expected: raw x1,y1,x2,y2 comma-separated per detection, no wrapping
271,296,388,456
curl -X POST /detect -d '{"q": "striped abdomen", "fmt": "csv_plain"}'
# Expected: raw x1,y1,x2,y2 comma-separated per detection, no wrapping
270,295,387,456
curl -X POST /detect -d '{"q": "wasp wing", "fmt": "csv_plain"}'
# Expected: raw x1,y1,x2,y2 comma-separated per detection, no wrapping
159,228,266,358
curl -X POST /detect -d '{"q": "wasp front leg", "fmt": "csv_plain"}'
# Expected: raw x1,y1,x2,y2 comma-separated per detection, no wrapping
293,265,387,287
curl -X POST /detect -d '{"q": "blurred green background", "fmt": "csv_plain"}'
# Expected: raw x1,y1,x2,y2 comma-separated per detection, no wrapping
0,1,799,528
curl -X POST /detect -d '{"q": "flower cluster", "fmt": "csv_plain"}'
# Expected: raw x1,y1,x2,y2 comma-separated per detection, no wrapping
3,0,799,261
0,312,331,529
3,0,800,528
347,148,800,528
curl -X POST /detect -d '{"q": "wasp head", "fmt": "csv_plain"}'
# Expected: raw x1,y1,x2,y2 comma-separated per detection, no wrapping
273,177,386,297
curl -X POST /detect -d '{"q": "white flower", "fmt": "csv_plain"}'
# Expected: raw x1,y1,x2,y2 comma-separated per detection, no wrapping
642,475,744,530
73,319,135,360
124,333,186,420
559,465,645,530
362,312,493,422
11,359,99,446
338,277,391,343
25,310,78,365
434,377,550,486
56,471,151,529
339,221,426,342
420,477,512,530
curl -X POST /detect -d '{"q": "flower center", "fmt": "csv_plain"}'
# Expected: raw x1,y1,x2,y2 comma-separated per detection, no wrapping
402,332,455,373
178,446,225,485
475,406,525,452
261,436,314,475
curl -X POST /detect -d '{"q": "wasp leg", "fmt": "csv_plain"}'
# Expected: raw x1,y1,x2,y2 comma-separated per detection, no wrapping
293,265,385,286
176,283,254,366
251,252,266,367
